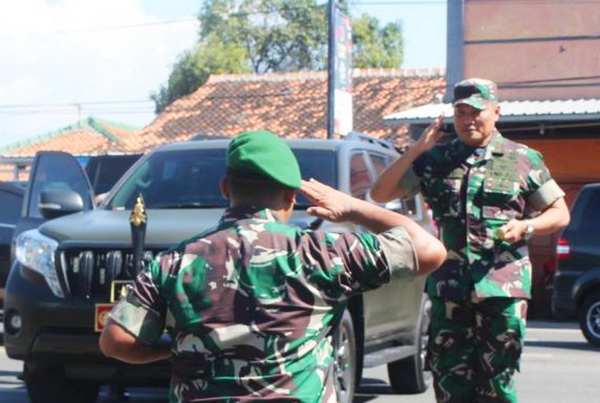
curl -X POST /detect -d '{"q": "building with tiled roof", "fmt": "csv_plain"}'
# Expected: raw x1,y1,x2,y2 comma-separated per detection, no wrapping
0,117,141,157
0,69,446,180
136,68,447,151
0,117,141,181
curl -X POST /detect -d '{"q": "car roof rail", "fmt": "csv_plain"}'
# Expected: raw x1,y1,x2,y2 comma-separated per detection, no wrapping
344,131,396,150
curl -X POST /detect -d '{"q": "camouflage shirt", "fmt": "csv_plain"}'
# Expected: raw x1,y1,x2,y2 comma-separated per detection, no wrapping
109,206,417,402
400,131,564,300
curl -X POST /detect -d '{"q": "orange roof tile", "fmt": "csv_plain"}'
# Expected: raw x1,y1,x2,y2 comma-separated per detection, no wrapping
136,68,447,151
0,117,141,181
0,117,141,158
0,68,447,172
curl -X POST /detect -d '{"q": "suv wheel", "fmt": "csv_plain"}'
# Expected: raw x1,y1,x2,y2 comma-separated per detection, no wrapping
25,361,101,403
387,296,431,394
333,309,357,403
579,292,600,347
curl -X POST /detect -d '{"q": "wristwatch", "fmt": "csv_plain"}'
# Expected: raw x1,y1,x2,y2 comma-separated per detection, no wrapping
523,220,535,241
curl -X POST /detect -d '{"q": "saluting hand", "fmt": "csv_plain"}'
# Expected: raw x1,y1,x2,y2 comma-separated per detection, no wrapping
415,113,447,153
300,179,357,223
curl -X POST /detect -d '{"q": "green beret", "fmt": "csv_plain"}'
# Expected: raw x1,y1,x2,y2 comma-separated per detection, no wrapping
227,130,301,189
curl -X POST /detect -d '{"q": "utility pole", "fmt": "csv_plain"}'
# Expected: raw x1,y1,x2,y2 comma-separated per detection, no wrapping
74,102,82,123
326,0,336,139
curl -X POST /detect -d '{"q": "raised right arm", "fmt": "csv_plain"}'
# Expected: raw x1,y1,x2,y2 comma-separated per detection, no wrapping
300,179,446,275
370,114,446,203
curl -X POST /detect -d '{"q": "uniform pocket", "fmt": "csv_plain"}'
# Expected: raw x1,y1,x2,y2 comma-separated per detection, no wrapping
482,178,522,221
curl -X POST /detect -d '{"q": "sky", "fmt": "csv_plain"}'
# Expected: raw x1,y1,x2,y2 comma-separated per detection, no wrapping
0,0,446,149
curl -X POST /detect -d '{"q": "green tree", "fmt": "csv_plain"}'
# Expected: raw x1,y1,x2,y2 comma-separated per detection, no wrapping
352,14,403,68
151,0,403,113
151,35,250,112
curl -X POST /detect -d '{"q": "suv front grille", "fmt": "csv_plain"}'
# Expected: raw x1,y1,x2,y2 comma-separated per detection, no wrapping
57,248,160,300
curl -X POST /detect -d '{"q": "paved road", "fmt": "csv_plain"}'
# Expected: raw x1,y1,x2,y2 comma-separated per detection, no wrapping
0,320,598,402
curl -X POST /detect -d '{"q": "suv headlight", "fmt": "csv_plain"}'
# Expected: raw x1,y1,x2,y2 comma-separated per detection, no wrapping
15,229,64,298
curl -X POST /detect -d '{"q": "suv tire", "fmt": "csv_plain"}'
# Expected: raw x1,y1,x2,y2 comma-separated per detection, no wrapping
387,296,431,394
25,361,101,403
579,292,600,347
333,308,356,403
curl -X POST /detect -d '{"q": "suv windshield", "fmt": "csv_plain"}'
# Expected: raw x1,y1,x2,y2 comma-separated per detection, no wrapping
105,147,336,210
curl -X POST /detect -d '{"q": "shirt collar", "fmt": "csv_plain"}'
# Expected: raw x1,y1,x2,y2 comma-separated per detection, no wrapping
450,129,504,164
219,206,282,227
483,129,506,160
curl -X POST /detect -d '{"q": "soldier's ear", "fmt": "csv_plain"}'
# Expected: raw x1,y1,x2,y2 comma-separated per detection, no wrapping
220,177,231,200
284,189,296,207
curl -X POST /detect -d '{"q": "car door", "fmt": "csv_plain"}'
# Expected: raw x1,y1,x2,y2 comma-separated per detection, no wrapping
11,151,94,261
0,184,24,286
360,150,428,343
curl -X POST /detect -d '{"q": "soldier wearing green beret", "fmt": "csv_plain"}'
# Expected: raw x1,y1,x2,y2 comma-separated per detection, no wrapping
100,130,446,402
371,78,571,402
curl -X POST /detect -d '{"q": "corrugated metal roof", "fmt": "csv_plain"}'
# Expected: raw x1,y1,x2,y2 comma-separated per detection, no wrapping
384,98,600,125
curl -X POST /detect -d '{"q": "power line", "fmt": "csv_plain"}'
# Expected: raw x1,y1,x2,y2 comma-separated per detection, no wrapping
0,75,598,115
0,100,152,109
0,18,197,40
2,0,594,41
0,110,154,117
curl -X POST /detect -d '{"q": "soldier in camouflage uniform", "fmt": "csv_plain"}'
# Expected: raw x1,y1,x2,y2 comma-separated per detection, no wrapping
371,79,571,402
99,130,446,402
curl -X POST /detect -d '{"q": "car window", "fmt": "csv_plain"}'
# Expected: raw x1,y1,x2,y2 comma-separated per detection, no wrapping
106,147,337,210
292,149,336,207
107,149,229,210
370,154,389,175
85,154,141,195
579,188,600,231
0,190,22,224
350,152,371,199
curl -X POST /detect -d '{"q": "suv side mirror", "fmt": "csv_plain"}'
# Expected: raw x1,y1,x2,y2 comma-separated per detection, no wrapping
39,189,85,219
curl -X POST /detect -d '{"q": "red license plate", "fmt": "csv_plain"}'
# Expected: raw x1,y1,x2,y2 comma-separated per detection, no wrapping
94,303,114,332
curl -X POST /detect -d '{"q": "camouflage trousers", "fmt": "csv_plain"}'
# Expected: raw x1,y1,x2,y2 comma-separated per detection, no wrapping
426,297,528,403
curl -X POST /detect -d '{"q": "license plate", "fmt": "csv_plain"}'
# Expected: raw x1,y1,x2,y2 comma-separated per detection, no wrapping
95,281,133,332
94,303,114,332
110,280,133,303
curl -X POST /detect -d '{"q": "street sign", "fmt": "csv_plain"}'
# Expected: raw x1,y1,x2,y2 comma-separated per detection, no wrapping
327,3,353,137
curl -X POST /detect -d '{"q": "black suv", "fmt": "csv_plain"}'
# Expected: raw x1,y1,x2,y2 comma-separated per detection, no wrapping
0,154,141,296
552,183,600,346
0,154,141,295
4,134,435,402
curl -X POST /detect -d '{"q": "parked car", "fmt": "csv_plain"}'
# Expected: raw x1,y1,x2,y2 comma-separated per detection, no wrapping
4,134,435,402
0,181,26,291
552,182,600,346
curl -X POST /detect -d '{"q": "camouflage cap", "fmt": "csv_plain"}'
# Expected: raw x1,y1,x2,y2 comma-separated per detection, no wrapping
227,130,301,189
452,78,498,110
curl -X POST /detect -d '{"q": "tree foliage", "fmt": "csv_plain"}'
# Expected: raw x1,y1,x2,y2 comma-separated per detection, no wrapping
352,14,403,68
151,0,403,113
